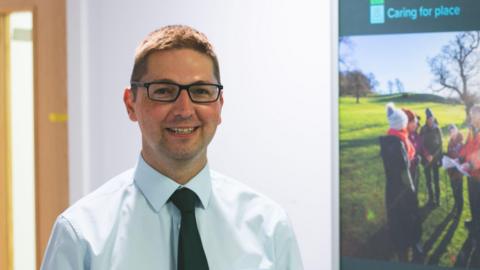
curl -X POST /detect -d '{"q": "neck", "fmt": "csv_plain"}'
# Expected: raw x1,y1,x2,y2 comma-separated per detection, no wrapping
141,149,207,185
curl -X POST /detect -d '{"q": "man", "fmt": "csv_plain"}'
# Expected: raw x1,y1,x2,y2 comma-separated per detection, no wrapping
460,105,480,242
420,108,443,206
41,25,303,270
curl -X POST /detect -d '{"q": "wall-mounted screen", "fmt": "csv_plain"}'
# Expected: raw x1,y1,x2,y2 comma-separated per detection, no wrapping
339,1,480,269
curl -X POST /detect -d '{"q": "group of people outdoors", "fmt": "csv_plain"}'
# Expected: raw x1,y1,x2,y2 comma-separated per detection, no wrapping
379,102,480,262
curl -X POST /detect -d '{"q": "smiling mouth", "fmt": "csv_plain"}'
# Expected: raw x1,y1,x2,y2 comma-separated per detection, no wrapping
167,127,198,134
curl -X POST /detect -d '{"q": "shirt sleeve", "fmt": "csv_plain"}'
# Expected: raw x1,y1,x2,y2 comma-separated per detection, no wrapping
41,215,88,270
273,213,304,270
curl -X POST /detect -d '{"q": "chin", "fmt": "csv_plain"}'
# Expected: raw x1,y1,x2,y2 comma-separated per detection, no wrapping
167,148,204,162
170,152,196,161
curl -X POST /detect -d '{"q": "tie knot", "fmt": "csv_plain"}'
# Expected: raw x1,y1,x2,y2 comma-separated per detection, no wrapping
170,188,197,213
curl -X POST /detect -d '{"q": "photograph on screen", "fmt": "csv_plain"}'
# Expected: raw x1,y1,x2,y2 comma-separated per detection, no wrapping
339,1,480,269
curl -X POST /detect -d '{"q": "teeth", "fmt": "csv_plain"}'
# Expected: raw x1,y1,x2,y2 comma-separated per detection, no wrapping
170,128,195,134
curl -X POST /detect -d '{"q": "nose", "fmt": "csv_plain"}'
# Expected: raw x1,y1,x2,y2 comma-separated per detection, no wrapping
171,89,194,119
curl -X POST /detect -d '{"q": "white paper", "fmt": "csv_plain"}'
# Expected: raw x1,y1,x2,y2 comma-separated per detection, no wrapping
442,156,470,177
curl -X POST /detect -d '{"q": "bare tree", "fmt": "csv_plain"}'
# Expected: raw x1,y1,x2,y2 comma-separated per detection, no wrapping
339,38,378,103
367,73,379,93
339,37,355,72
428,31,480,120
388,80,394,95
394,78,405,94
339,70,376,103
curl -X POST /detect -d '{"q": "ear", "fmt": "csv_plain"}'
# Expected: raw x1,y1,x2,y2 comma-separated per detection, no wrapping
124,88,138,122
218,92,224,125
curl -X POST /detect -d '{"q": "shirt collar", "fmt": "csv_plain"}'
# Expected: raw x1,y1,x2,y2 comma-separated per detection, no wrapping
133,155,212,212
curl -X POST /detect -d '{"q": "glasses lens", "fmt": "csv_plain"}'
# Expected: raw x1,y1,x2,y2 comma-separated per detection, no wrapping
189,84,220,102
148,83,179,101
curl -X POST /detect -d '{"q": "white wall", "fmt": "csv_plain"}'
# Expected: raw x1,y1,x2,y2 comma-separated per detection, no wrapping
67,1,333,269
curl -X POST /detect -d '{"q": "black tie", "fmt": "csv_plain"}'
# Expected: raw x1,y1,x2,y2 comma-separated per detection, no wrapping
170,188,209,270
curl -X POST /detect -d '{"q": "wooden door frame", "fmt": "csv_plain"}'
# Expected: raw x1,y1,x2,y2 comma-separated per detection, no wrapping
0,13,13,270
0,1,68,269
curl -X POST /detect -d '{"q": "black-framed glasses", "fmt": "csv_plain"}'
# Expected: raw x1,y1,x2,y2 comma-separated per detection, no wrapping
130,80,223,103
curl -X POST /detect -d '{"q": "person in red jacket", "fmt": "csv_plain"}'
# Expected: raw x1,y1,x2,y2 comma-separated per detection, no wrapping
460,105,480,241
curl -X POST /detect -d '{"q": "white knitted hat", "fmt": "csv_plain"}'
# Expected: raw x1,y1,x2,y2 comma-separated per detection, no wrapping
386,102,407,130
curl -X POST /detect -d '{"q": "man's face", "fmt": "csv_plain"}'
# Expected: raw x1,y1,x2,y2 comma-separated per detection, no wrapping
427,117,434,127
124,49,223,165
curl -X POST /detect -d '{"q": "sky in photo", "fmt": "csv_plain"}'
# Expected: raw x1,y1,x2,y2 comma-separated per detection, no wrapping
340,31,469,96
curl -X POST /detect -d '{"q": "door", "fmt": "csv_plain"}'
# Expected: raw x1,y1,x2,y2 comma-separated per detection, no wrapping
0,0,68,269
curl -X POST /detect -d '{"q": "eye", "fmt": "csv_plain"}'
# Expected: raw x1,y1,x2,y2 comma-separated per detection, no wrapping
152,87,168,94
191,88,210,95
149,83,178,96
190,85,218,97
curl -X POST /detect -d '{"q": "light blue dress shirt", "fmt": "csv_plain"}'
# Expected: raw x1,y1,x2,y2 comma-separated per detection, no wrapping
41,157,304,270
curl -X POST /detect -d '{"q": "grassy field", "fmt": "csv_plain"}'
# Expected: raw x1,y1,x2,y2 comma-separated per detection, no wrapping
339,94,475,267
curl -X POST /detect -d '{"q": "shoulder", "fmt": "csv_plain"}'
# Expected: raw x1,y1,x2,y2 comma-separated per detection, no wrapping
60,168,136,233
379,135,402,147
379,136,407,160
209,170,289,221
43,169,137,268
208,171,303,268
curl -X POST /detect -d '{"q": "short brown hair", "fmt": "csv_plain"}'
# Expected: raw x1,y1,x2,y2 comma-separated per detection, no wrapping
130,25,220,89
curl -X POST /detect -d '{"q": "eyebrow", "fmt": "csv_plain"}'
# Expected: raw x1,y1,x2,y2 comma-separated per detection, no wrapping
146,79,216,85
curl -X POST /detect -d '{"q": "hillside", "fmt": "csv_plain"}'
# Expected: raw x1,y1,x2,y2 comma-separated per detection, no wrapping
369,93,461,105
